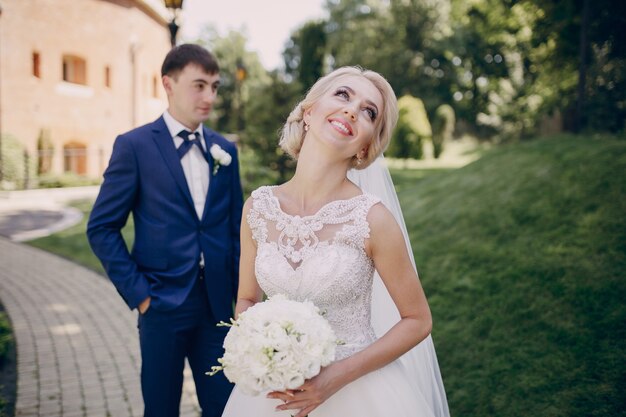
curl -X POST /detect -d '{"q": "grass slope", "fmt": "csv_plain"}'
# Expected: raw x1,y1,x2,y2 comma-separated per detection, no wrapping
394,135,625,417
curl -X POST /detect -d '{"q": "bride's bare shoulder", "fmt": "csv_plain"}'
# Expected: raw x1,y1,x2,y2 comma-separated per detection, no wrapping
366,201,402,238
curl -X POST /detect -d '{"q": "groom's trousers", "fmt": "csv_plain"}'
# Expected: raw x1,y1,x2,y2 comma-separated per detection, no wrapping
138,275,233,417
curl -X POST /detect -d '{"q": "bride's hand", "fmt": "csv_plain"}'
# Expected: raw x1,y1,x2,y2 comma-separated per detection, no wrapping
267,363,347,417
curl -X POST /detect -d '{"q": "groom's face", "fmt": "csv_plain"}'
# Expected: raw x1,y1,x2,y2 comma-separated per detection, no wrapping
163,63,221,130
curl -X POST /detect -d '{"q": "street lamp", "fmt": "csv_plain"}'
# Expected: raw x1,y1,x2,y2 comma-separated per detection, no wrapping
236,59,247,83
164,0,184,48
235,59,247,132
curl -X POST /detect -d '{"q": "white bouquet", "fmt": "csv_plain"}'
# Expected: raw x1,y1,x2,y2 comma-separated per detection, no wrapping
208,294,338,396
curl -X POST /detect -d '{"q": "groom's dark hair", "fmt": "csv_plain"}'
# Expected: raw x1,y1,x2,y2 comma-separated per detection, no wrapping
161,43,219,78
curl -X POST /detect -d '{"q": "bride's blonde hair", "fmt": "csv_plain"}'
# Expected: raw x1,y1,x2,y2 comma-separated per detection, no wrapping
279,66,398,170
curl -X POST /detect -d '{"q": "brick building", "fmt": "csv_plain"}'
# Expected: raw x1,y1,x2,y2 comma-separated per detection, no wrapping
0,0,171,180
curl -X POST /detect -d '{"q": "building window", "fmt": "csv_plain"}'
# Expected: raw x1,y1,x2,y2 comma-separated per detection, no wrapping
63,141,87,175
104,66,111,88
62,55,87,85
33,52,41,78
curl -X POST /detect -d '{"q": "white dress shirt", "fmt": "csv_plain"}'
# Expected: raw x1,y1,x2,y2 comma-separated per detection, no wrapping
162,110,209,220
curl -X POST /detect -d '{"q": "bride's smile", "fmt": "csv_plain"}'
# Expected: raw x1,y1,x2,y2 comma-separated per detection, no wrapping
303,76,384,162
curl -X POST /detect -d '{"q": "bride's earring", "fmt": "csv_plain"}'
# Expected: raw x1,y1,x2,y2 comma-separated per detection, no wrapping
304,123,309,132
356,150,366,166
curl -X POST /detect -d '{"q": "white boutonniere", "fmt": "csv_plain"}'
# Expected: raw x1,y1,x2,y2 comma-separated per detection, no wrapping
209,144,232,175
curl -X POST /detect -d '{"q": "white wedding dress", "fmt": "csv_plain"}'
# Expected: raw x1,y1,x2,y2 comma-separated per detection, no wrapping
220,184,441,417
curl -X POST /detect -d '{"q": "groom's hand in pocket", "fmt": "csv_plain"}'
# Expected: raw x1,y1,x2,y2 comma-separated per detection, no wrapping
138,296,151,314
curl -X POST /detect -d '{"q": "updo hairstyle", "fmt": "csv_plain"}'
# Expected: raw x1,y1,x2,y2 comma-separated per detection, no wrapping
279,66,398,170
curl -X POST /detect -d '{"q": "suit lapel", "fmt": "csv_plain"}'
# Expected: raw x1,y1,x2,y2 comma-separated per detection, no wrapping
201,127,217,222
151,117,196,213
203,127,216,176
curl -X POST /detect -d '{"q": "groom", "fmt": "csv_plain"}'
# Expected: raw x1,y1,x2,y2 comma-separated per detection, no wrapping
87,44,242,417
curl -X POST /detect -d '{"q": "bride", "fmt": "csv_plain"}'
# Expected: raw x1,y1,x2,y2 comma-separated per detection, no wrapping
221,66,449,417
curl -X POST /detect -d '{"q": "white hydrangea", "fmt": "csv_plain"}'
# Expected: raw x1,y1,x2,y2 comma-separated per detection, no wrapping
208,294,338,396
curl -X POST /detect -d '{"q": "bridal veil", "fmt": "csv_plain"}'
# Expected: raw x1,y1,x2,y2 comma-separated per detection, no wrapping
348,156,450,417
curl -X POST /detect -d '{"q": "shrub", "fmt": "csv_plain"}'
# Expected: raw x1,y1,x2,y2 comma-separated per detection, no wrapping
388,95,432,159
37,128,54,175
0,312,12,367
0,135,36,190
431,104,456,158
36,173,99,189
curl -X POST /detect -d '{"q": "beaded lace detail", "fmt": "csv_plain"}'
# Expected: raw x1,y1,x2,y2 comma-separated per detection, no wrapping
248,186,381,360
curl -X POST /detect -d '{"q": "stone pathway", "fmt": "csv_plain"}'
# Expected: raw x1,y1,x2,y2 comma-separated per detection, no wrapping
0,237,200,416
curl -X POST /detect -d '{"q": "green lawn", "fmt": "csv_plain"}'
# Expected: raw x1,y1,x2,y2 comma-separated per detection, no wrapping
28,134,626,416
396,134,626,417
28,200,133,275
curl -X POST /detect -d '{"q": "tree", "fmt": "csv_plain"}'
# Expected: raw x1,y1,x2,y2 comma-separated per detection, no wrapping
196,26,269,134
432,104,456,158
325,0,411,88
389,0,455,108
243,71,301,183
527,0,626,132
283,21,327,94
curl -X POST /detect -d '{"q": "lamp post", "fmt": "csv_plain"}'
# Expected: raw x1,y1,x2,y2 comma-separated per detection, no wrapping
235,59,247,132
164,0,184,48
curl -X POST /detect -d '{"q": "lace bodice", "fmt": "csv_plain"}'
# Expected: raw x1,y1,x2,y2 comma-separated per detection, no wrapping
248,186,381,360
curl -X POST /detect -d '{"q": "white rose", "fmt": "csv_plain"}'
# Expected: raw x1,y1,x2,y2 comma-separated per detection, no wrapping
210,144,232,166
210,294,338,396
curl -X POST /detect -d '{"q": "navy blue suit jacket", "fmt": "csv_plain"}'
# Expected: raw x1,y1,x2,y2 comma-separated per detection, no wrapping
87,116,243,322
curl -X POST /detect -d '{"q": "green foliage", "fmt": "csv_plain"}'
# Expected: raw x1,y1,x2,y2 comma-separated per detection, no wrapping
388,0,455,105
0,310,13,417
36,173,99,189
389,95,431,159
0,135,36,190
527,0,626,132
398,95,432,138
321,0,625,139
584,48,626,133
325,0,406,80
389,108,422,159
393,135,626,416
196,28,269,134
1,134,96,190
187,0,626,158
242,71,300,184
36,128,53,175
238,146,280,198
284,21,327,93
0,313,12,365
194,27,303,184
431,104,456,158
